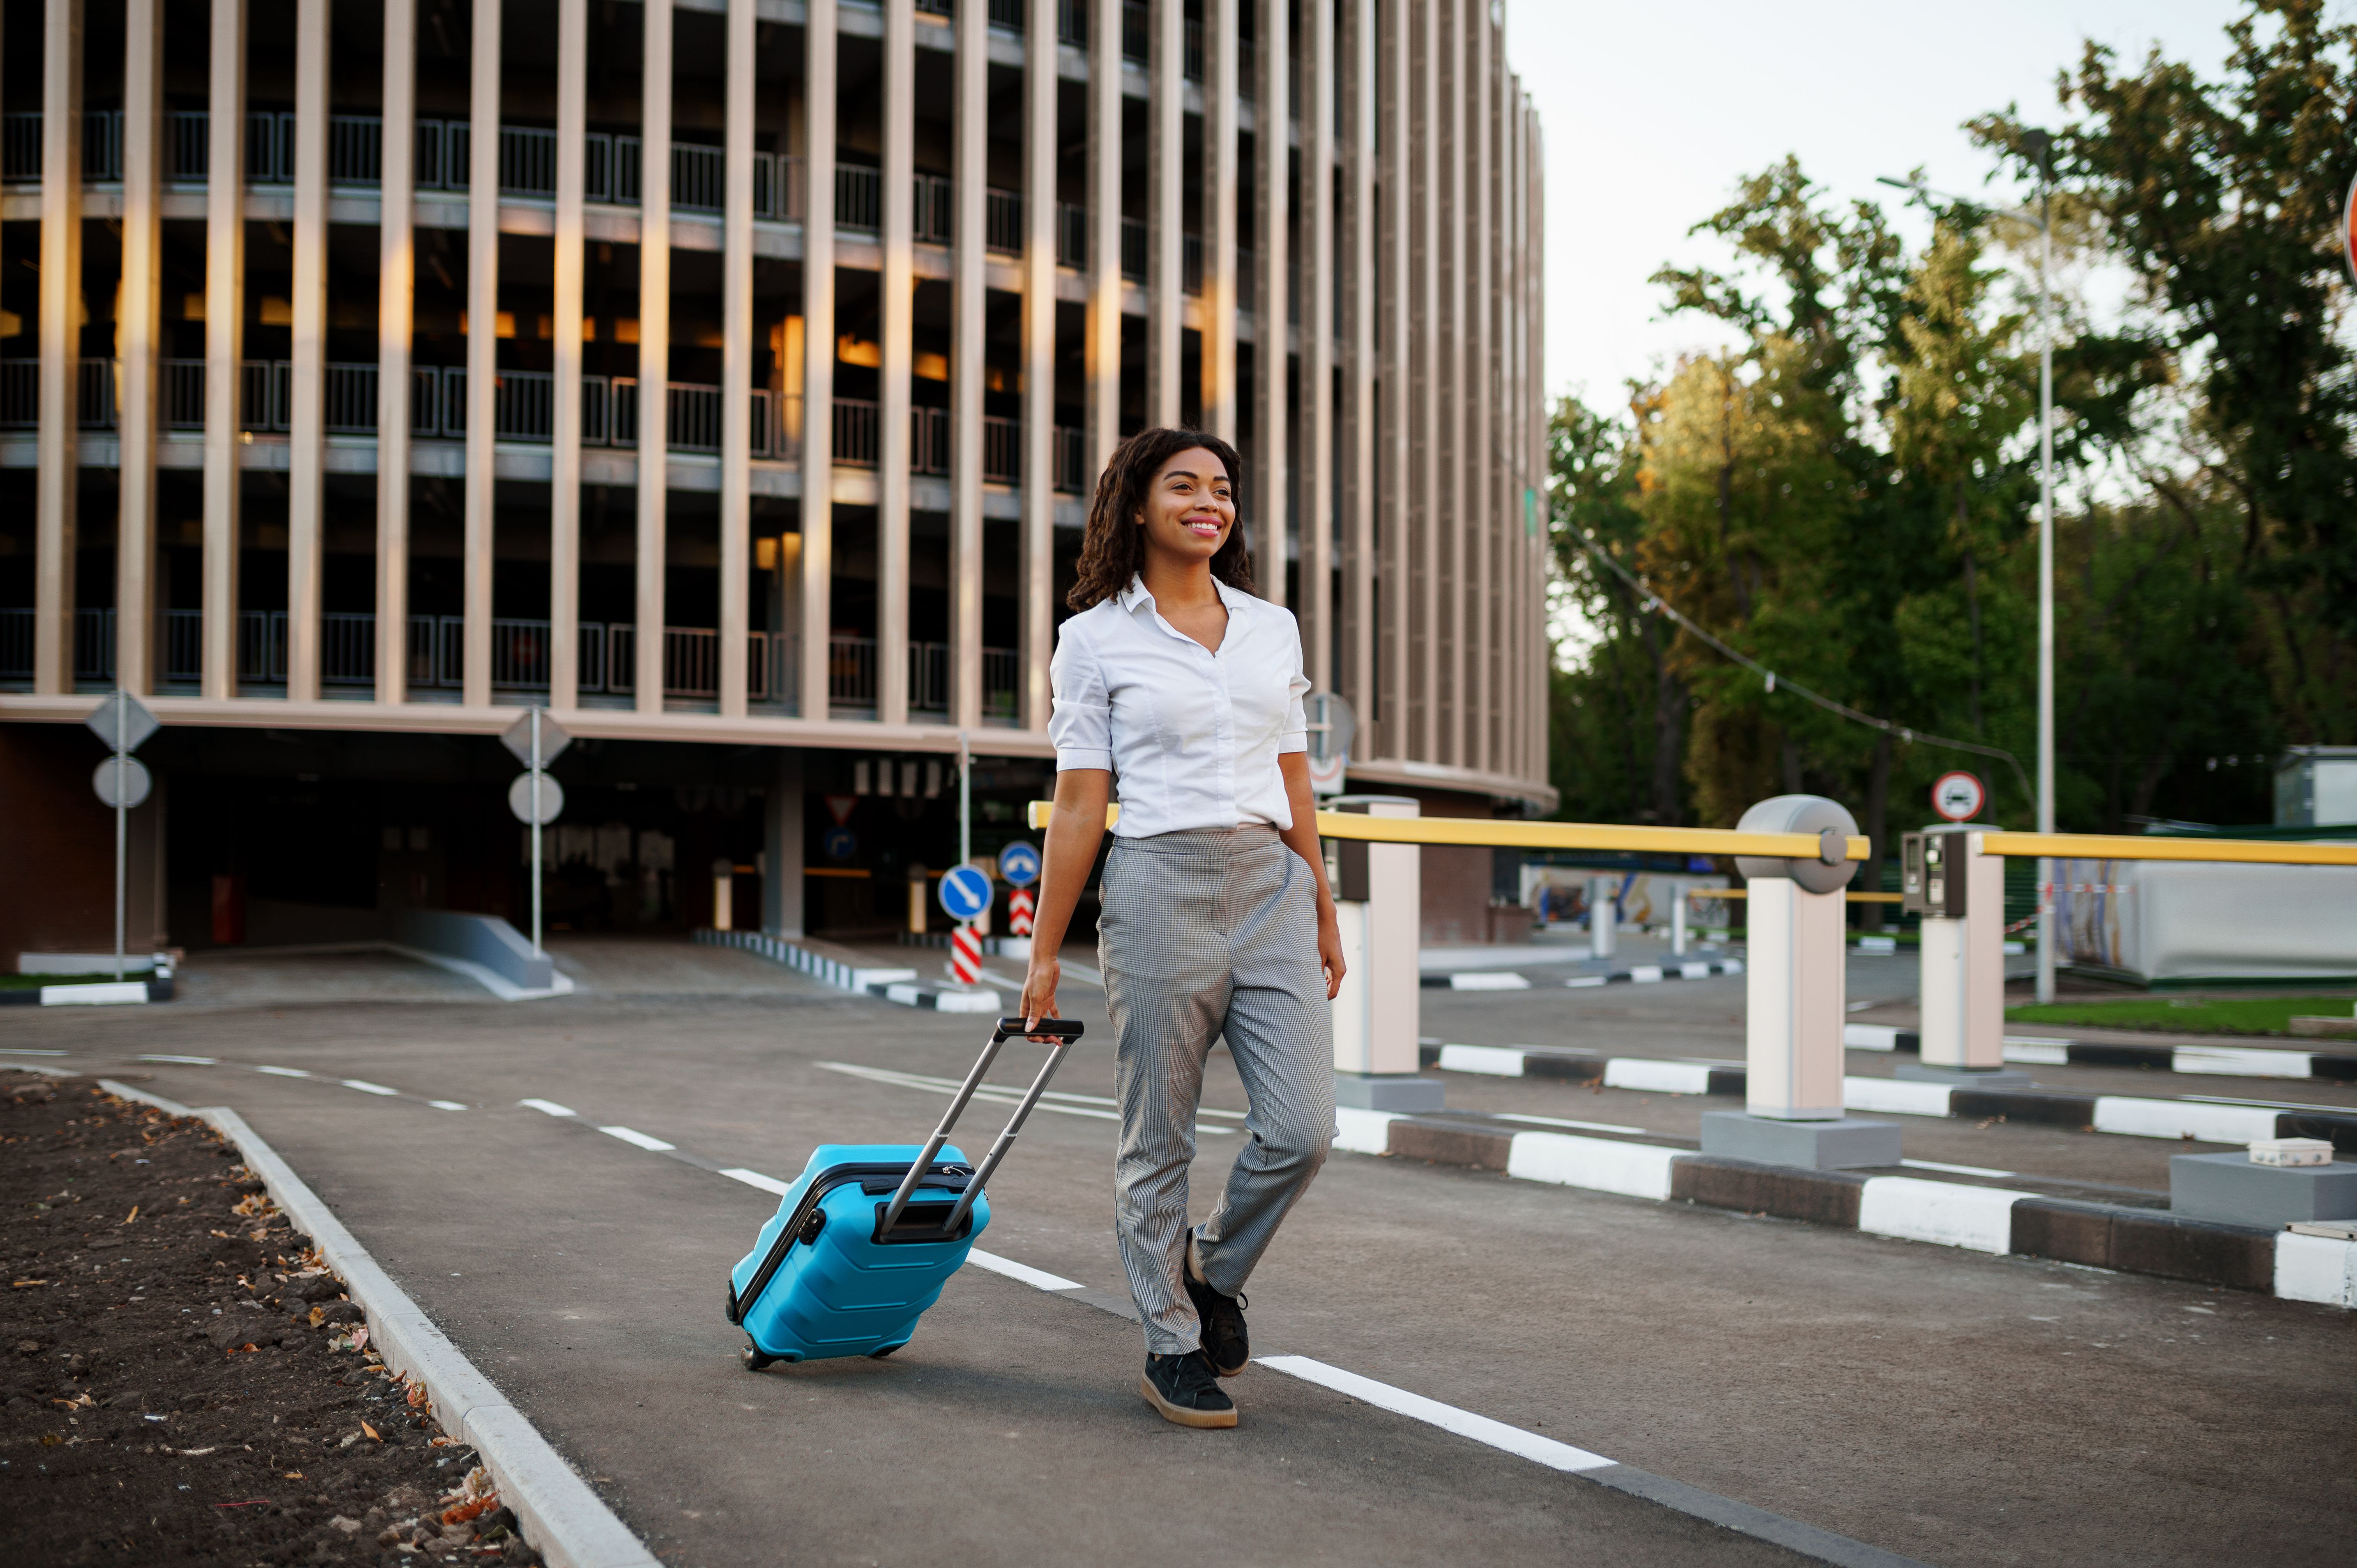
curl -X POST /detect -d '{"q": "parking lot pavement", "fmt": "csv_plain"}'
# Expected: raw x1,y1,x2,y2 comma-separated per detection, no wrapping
19,978,2356,1568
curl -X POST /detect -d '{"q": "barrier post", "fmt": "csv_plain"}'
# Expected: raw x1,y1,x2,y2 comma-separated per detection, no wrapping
1700,795,1902,1169
1588,876,1617,961
1670,884,1689,957
1327,795,1443,1112
711,858,735,932
1900,826,2028,1086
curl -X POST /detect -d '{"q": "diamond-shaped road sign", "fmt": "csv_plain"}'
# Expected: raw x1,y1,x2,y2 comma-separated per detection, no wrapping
86,692,160,755
501,710,571,768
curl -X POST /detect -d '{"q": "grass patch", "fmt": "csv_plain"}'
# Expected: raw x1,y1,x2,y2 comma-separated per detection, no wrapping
2004,994,2357,1037
0,971,143,991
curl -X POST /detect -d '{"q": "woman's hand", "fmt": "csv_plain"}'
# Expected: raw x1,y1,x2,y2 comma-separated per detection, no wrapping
1021,952,1063,1032
1315,896,1346,1001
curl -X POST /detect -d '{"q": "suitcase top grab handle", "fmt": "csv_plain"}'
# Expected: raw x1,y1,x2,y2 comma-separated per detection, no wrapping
880,1017,1086,1239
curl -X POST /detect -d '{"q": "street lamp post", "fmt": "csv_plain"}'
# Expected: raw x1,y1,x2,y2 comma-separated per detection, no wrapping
1880,146,2057,1003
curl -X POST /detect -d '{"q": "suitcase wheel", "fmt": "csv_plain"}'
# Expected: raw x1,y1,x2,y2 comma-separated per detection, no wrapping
868,1342,906,1360
741,1344,777,1373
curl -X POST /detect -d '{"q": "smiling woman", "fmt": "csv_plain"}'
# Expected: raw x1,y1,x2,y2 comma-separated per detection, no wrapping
1065,429,1255,610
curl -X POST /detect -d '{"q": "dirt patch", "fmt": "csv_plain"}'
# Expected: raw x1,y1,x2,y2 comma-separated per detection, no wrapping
2,1074,545,1567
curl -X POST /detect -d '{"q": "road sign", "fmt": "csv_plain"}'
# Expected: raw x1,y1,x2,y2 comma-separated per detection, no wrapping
1304,691,1355,796
949,924,984,985
938,863,992,922
92,755,152,809
1007,886,1036,937
500,710,571,767
822,826,858,861
997,840,1041,888
509,772,565,825
86,691,159,754
1931,770,1986,823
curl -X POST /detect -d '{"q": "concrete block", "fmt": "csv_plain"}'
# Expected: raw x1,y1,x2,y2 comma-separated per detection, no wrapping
1333,1072,1446,1113
2169,1151,2357,1226
1699,1111,1903,1170
1894,1061,2036,1089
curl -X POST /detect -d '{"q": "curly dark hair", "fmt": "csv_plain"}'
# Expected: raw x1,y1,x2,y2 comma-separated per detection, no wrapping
1066,427,1253,611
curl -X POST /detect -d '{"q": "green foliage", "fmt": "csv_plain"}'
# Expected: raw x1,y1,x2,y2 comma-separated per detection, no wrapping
2004,993,2357,1037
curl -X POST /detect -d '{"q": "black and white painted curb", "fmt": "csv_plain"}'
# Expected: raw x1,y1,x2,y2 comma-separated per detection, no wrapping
1422,959,1744,991
1417,1041,2357,1154
1333,1105,2357,1308
95,1079,662,1568
0,969,175,1007
693,928,1002,1013
1845,1022,2357,1083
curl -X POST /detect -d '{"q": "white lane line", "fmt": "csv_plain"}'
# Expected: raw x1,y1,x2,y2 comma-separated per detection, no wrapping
1495,1112,1651,1136
256,1066,312,1078
139,1054,216,1065
343,1080,399,1097
427,1100,469,1112
816,1060,1239,1134
599,1125,676,1152
719,1167,795,1197
1256,1356,1613,1474
3,1049,68,1056
2185,1092,2353,1112
519,1098,577,1117
1901,1158,2017,1178
965,1249,1083,1291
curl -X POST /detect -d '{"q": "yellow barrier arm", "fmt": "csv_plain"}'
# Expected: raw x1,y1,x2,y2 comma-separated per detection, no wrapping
1027,802,1869,862
1976,831,2357,867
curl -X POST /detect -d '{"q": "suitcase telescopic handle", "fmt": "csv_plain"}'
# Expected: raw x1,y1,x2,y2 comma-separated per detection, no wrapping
878,1017,1086,1238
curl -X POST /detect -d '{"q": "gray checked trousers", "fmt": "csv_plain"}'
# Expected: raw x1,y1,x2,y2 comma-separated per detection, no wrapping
1097,824,1335,1354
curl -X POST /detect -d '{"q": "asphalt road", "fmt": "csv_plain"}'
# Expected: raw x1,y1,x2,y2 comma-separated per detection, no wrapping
11,939,2355,1567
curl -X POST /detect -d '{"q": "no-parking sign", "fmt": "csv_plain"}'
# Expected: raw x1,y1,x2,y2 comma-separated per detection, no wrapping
1931,771,1986,823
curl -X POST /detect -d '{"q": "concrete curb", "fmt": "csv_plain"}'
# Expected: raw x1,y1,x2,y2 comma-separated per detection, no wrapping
1844,1022,2357,1082
694,927,1000,1012
96,1079,662,1568
0,973,175,1006
1336,1107,2357,1307
1422,959,1743,991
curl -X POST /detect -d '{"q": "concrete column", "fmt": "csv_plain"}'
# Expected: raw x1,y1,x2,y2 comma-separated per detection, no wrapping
636,0,672,712
460,0,500,707
1019,0,1056,729
1469,0,1491,773
376,0,415,703
1251,0,1286,606
1201,0,1237,441
718,0,754,716
1304,0,1333,689
286,0,330,702
799,0,837,720
1083,0,1120,477
1344,0,1373,752
1146,0,1180,427
763,749,806,937
949,0,985,729
549,0,586,709
877,0,912,726
1414,0,1438,761
117,0,163,696
34,0,83,697
201,0,246,702
1526,103,1546,784
1442,0,1464,766
1378,0,1409,763
1330,796,1438,1110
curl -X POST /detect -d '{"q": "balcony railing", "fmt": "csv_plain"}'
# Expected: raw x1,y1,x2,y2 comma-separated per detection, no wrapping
1054,424,1087,493
1058,0,1089,46
1123,1,1148,63
837,166,882,232
1121,218,1147,281
1057,202,1088,268
982,415,1020,483
915,172,952,243
985,187,1024,254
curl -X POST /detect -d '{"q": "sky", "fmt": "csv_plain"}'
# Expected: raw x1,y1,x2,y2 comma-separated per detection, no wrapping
1504,1,2258,410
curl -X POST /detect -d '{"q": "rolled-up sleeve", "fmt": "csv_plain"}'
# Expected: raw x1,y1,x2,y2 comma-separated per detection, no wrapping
1048,623,1113,772
1276,611,1311,754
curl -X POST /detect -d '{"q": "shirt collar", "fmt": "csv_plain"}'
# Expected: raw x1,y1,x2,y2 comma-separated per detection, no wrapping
1117,574,1248,617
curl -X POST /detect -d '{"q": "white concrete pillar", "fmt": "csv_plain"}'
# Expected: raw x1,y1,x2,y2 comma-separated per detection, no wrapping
636,0,672,712
1442,0,1464,766
1202,0,1237,442
1468,0,1491,773
1147,0,1180,427
763,749,806,936
1251,0,1286,607
549,0,586,709
117,0,163,695
1587,876,1617,960
1415,0,1438,761
718,0,754,717
1330,796,1438,1111
461,0,501,709
286,0,330,702
799,0,837,720
376,0,415,703
201,0,246,702
877,0,913,726
34,0,84,697
1304,0,1333,689
1083,0,1120,477
1343,0,1373,752
1909,827,2018,1081
1019,0,1056,729
949,0,985,729
1377,0,1409,763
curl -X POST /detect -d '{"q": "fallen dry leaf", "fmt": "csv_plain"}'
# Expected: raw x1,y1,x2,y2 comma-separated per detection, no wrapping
360,1420,380,1442
283,1471,304,1480
121,1206,138,1224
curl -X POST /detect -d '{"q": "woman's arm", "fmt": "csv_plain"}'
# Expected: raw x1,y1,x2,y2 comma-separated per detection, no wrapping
1276,752,1346,1000
1019,768,1113,1030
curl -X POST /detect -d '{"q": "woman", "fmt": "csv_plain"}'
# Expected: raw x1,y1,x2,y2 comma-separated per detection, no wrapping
1020,427,1345,1431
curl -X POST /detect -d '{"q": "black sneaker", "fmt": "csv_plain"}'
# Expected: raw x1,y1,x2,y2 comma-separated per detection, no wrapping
1139,1351,1236,1429
1184,1237,1249,1377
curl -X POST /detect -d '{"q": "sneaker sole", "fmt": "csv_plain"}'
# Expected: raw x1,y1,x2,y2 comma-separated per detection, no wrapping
1138,1373,1238,1429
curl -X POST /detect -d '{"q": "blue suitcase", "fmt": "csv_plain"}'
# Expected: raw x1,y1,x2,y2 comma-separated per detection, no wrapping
726,1015,1083,1367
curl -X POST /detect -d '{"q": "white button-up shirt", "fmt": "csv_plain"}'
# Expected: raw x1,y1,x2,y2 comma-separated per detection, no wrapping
1048,575,1311,838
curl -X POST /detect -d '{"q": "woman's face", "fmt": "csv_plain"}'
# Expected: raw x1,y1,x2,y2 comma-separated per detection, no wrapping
1133,447,1235,569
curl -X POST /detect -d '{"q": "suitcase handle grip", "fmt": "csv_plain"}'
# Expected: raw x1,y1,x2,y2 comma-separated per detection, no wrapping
879,1018,1086,1238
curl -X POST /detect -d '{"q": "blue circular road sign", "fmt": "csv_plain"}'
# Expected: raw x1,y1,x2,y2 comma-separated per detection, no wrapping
938,863,993,922
997,840,1042,888
822,826,858,862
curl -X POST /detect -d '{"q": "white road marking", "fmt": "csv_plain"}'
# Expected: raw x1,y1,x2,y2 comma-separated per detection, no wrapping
719,1168,795,1197
1563,976,1608,989
343,1080,399,1097
3,1049,68,1056
599,1125,676,1152
427,1100,469,1111
519,1098,577,1117
965,1250,1083,1291
1901,1158,2017,1178
1256,1356,1613,1473
816,1060,1239,1133
140,1054,215,1065
1495,1112,1650,1136
2184,1093,2353,1113
256,1066,312,1078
